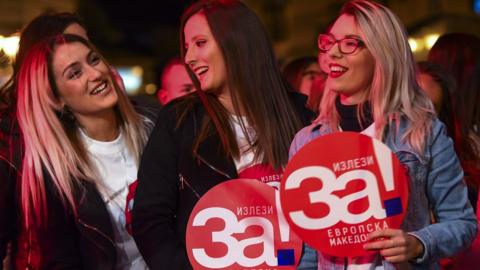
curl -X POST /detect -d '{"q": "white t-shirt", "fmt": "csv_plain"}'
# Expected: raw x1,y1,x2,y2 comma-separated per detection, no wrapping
230,115,256,172
230,115,283,189
79,129,148,270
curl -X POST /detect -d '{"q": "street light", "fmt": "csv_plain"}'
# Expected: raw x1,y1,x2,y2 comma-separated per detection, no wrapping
424,34,440,50
0,34,20,58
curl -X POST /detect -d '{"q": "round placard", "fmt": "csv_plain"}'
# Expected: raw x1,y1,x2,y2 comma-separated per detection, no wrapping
280,132,409,257
186,179,302,269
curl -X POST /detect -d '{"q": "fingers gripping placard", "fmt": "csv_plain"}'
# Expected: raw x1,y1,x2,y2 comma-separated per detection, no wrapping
280,132,409,257
186,179,302,269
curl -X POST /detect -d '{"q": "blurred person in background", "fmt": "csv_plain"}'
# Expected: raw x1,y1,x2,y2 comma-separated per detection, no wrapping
283,56,326,115
417,61,456,146
427,34,480,269
428,33,480,136
428,33,480,213
157,58,194,105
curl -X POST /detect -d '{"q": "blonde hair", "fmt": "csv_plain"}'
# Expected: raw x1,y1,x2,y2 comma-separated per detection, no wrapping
16,34,150,228
317,0,434,154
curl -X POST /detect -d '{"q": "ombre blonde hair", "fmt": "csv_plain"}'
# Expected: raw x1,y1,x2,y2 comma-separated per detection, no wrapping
16,34,151,228
317,0,435,154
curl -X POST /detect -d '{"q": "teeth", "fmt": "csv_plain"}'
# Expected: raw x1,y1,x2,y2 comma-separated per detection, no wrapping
195,67,208,76
331,66,346,72
91,82,107,95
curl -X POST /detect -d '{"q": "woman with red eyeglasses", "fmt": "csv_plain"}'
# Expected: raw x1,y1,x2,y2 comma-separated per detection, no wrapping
290,1,477,269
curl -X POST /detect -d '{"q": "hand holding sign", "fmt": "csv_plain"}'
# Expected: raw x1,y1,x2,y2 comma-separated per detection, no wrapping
280,132,409,257
364,228,424,263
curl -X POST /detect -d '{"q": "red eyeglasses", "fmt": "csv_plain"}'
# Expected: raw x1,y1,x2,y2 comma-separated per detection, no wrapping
317,33,365,55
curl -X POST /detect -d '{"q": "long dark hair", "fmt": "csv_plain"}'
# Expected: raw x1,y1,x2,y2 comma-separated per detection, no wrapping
0,12,85,110
428,33,480,135
417,61,456,137
179,0,301,169
428,33,480,188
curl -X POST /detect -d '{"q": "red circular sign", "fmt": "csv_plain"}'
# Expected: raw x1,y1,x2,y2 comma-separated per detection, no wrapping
186,179,302,269
280,132,409,257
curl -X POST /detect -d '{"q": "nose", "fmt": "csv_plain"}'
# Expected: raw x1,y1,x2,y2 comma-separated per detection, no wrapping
86,65,103,81
184,45,197,68
327,41,342,59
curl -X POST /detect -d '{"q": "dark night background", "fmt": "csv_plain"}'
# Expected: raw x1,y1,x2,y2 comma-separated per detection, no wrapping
78,0,194,86
2,0,480,96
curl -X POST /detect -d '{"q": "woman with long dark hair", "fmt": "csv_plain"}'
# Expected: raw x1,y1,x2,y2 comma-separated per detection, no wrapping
428,33,480,210
427,33,480,270
132,0,312,268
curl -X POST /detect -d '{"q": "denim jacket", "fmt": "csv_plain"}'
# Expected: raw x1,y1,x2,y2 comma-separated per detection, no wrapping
289,118,477,270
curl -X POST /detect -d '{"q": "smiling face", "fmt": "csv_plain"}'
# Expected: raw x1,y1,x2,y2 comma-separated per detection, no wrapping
324,14,375,105
52,41,118,121
183,12,228,94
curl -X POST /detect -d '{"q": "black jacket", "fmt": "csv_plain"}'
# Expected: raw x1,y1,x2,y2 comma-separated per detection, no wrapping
7,100,159,270
132,93,313,270
36,176,116,270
